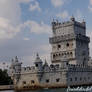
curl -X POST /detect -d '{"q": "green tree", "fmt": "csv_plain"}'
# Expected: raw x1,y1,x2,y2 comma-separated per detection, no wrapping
0,69,13,85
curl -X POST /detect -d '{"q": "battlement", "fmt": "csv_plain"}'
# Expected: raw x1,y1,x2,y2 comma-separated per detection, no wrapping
14,63,63,74
52,17,86,30
68,64,92,72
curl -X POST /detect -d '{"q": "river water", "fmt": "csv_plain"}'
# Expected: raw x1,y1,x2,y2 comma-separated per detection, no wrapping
0,88,67,92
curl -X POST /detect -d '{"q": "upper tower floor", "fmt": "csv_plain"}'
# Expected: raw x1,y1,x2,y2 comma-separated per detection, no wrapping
49,17,90,65
51,17,86,37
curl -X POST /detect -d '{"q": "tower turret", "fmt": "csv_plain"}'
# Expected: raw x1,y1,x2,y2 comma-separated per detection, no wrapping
13,56,22,74
34,53,43,71
70,15,75,21
10,56,22,85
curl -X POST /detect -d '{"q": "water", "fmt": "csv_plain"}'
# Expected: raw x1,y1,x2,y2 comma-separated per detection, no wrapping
0,88,67,92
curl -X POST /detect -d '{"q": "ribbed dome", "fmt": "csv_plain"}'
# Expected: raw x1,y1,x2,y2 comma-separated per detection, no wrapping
35,53,42,63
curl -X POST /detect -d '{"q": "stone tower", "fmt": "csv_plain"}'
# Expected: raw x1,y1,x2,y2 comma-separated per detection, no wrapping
49,17,90,66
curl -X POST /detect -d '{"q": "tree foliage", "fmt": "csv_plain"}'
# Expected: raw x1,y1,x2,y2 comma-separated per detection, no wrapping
0,69,13,85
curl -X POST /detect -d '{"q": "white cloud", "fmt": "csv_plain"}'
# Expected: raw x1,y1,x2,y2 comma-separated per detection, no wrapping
0,0,22,40
88,6,92,12
56,11,69,19
0,0,21,26
88,0,92,12
0,0,51,66
23,20,51,35
0,17,51,40
0,17,20,40
0,0,23,40
51,0,65,7
90,0,92,5
29,1,41,12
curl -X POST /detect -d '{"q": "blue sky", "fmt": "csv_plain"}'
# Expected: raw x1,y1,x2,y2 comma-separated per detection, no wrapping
0,0,92,68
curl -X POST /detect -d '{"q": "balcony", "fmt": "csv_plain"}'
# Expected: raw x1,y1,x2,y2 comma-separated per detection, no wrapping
49,34,90,44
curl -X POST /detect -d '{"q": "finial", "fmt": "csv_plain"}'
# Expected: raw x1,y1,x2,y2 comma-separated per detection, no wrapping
15,56,18,62
70,15,75,21
36,53,40,60
36,53,39,57
35,53,42,63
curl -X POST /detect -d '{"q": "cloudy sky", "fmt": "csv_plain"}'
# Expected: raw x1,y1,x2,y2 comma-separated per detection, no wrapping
0,0,92,67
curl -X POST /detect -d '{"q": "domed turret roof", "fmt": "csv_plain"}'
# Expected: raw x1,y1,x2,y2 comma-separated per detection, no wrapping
35,53,42,63
70,15,75,21
15,56,18,62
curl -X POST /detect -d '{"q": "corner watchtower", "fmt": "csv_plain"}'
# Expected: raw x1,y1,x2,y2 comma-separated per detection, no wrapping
34,53,43,71
49,17,90,66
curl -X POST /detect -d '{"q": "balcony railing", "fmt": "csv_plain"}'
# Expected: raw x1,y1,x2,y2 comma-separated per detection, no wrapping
49,34,90,44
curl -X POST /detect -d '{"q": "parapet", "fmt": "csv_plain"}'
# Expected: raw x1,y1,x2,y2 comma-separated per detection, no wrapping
52,17,86,30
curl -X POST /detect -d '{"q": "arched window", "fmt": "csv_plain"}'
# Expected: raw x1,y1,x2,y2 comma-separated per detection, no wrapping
67,52,69,55
23,81,26,84
70,52,72,55
56,78,60,82
31,80,35,84
58,44,61,49
46,79,49,83
66,43,69,47
53,54,55,58
59,53,60,56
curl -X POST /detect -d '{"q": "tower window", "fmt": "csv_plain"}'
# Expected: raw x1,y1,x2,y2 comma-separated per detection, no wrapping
70,52,72,55
46,79,49,83
31,80,35,84
53,54,55,58
59,53,60,56
62,53,64,56
56,78,60,82
36,64,38,67
67,52,69,55
58,45,61,49
66,62,68,65
23,81,26,84
66,43,69,47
